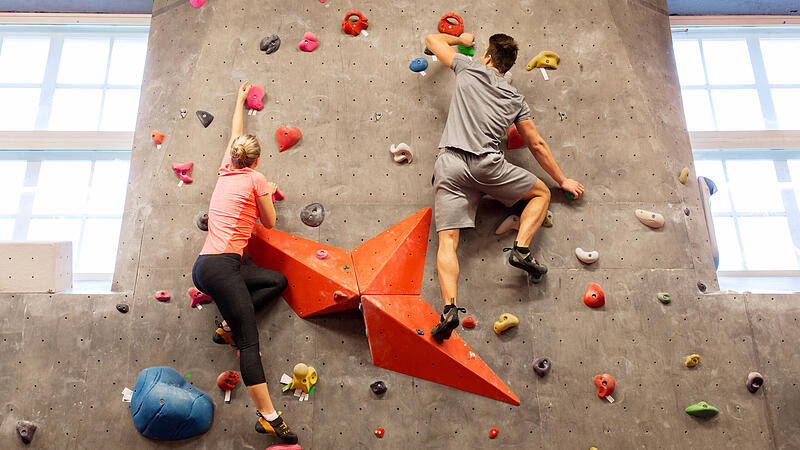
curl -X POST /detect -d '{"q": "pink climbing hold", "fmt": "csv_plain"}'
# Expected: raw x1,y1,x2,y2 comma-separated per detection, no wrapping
189,0,206,8
172,162,194,183
154,290,171,302
188,287,213,308
246,84,265,111
276,126,301,152
507,124,524,150
298,32,319,52
266,445,302,450
272,188,285,202
316,249,329,260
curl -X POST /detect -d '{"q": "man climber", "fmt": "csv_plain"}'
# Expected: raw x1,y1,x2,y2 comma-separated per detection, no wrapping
425,32,585,342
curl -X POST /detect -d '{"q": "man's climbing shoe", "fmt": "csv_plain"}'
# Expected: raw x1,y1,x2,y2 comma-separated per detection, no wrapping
255,411,298,444
212,320,236,347
504,243,547,276
431,305,466,342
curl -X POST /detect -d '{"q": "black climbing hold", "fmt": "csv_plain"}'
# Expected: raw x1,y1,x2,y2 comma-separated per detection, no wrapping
415,329,424,335
370,380,387,395
532,357,551,377
16,420,37,444
697,281,707,293
684,207,690,216
196,110,214,128
196,211,209,231
260,34,281,54
300,203,325,227
424,46,433,55
116,303,129,313
747,372,764,393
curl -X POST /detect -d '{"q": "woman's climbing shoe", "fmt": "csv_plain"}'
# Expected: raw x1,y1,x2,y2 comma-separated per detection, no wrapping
212,320,237,346
255,411,299,444
431,305,467,342
504,243,548,276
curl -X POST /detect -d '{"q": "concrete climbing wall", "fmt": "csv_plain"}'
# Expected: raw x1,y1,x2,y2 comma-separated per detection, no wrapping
2,0,799,448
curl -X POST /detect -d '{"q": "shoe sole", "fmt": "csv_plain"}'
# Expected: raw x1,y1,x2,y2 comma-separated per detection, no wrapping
431,320,459,342
509,255,547,275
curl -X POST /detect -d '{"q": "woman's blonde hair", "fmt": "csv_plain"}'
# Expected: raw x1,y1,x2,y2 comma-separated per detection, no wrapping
230,134,261,168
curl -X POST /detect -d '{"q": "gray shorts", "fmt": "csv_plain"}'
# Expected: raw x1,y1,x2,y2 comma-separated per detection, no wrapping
433,148,538,232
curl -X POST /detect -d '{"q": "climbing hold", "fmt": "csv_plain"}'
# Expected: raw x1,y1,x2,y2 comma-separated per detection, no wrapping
260,34,281,54
16,421,37,444
370,380,387,395
316,249,329,260
679,167,689,184
272,188,285,202
697,281,707,293
151,130,164,148
526,51,560,71
188,287,213,308
438,12,464,37
424,47,433,56
246,84,265,112
196,110,214,128
685,401,719,418
298,32,319,52
635,209,665,229
583,283,605,308
457,44,474,56
342,9,369,37
389,143,413,163
489,428,499,439
282,363,317,394
130,366,214,440
462,315,476,328
217,370,240,403
575,248,599,264
154,290,171,302
409,57,428,75
542,210,553,227
684,354,700,368
494,215,519,235
657,292,671,304
374,427,385,438
532,357,551,377
189,0,205,7
266,445,301,450
558,111,567,121
493,313,519,335
747,372,764,393
300,202,325,227
180,108,187,119
416,328,425,335
172,162,194,184
116,303,129,313
196,211,209,231
594,373,615,399
275,126,301,152
565,191,576,200
684,207,690,216
507,124,524,149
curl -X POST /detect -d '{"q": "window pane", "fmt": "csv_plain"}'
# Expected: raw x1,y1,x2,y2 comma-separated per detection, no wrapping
673,40,706,86
56,38,110,84
87,160,130,215
681,89,715,131
738,217,799,270
788,160,800,212
0,219,15,240
760,39,800,84
100,89,140,131
0,37,50,83
710,89,764,131
0,160,27,214
771,89,800,130
702,40,755,85
107,38,147,85
78,218,121,273
0,88,41,131
693,160,731,213
48,88,102,131
713,217,743,271
726,160,783,212
32,160,92,215
27,218,83,264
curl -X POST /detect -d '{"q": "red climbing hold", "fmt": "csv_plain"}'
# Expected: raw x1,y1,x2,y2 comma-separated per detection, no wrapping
438,13,464,37
272,188,285,202
154,290,170,302
172,162,194,183
374,427,384,438
246,84,265,111
188,287,213,308
583,282,605,308
216,370,240,391
594,373,615,398
151,130,164,146
462,316,476,328
298,32,319,52
507,124,524,150
275,126,301,152
489,428,499,439
342,9,369,36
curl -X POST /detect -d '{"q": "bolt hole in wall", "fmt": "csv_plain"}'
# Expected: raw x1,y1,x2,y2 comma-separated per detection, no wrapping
671,22,800,292
0,22,148,290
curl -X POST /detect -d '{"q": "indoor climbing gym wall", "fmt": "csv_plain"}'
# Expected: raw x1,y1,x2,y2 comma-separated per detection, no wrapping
2,0,799,449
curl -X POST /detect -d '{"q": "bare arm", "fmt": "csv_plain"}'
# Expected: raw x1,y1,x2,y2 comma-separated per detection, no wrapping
256,182,278,229
516,119,585,198
221,81,250,168
425,33,474,68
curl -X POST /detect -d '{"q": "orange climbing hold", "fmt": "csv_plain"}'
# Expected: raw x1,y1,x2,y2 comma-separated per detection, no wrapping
594,373,615,398
151,130,164,146
583,282,605,308
275,126,301,152
438,12,464,37
507,124,524,150
489,428,499,439
342,9,368,36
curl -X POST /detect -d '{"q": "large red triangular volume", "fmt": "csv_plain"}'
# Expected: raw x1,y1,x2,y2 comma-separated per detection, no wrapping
362,295,520,405
246,224,360,317
351,208,432,295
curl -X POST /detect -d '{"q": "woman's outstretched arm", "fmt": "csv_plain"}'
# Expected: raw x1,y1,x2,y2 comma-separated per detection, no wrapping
221,81,250,168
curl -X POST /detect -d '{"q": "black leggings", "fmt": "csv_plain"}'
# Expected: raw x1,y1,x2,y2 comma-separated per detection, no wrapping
192,253,288,386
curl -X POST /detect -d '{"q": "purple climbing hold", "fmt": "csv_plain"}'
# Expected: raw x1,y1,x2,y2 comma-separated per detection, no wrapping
196,110,214,128
747,372,764,393
260,34,281,54
16,420,37,444
116,303,129,314
697,281,707,293
370,380,387,395
532,357,551,377
196,211,209,231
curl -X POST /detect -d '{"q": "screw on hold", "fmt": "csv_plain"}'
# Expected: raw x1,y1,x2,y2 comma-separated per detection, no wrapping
196,110,214,128
300,202,325,227
374,427,385,438
489,428,499,439
16,421,37,444
116,303,129,313
196,211,209,231
697,281,707,292
747,372,764,393
532,357,551,377
684,207,690,216
558,111,567,121
180,108,187,119
415,329,425,335
260,34,281,54
684,354,701,367
657,292,671,304
370,380,387,395
375,112,382,121
685,401,719,417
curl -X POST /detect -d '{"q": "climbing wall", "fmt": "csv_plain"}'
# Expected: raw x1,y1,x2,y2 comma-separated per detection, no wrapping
2,0,799,448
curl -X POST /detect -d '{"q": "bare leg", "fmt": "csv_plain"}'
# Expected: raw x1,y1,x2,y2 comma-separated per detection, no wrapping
436,229,460,306
247,383,277,416
515,179,551,248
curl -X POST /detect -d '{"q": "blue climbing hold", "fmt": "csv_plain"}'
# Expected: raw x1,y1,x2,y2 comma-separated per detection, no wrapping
409,57,428,73
130,367,214,440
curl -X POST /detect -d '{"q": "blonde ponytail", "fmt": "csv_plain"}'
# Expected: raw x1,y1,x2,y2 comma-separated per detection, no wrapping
230,134,261,168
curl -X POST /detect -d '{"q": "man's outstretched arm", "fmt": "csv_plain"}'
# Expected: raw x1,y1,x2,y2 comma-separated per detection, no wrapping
516,119,585,198
425,33,474,68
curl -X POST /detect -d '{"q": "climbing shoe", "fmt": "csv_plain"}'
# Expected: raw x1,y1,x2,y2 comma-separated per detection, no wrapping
212,320,236,347
431,304,466,342
504,243,547,276
255,411,298,444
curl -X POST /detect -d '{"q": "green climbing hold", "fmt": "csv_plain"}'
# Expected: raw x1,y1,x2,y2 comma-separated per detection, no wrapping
685,401,718,417
457,45,474,56
657,293,671,304
565,191,575,200
185,374,191,378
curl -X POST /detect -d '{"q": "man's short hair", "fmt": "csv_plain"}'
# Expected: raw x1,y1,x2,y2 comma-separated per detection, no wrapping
486,34,518,73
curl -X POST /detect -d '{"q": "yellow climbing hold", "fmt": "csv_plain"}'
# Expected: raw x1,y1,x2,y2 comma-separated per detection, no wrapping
526,51,559,71
284,363,318,394
679,167,689,184
493,313,519,335
684,354,700,368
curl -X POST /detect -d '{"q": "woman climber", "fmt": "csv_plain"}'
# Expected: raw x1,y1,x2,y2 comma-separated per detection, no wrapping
191,81,298,445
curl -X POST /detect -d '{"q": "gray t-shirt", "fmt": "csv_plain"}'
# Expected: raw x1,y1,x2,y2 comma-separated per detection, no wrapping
438,53,532,155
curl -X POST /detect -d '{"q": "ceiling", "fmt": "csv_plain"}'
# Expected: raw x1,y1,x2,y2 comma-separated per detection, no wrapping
667,0,799,15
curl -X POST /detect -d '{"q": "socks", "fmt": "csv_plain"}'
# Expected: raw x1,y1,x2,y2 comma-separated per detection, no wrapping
514,241,532,260
264,411,279,421
443,301,457,313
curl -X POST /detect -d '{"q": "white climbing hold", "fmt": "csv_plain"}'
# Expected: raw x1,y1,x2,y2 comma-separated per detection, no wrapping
635,209,665,229
575,248,599,264
495,215,520,235
504,71,512,84
389,143,413,163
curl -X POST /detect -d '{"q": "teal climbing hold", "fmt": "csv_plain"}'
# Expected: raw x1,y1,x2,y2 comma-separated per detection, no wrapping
457,45,474,56
657,293,671,304
685,401,718,418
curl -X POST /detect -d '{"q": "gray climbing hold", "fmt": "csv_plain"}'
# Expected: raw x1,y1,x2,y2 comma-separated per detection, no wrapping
180,108,187,119
747,372,764,393
684,207,690,216
196,211,209,231
16,420,37,444
370,380,387,395
196,110,214,128
300,203,325,227
260,34,281,54
697,281,707,293
532,357,551,377
116,303,129,313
